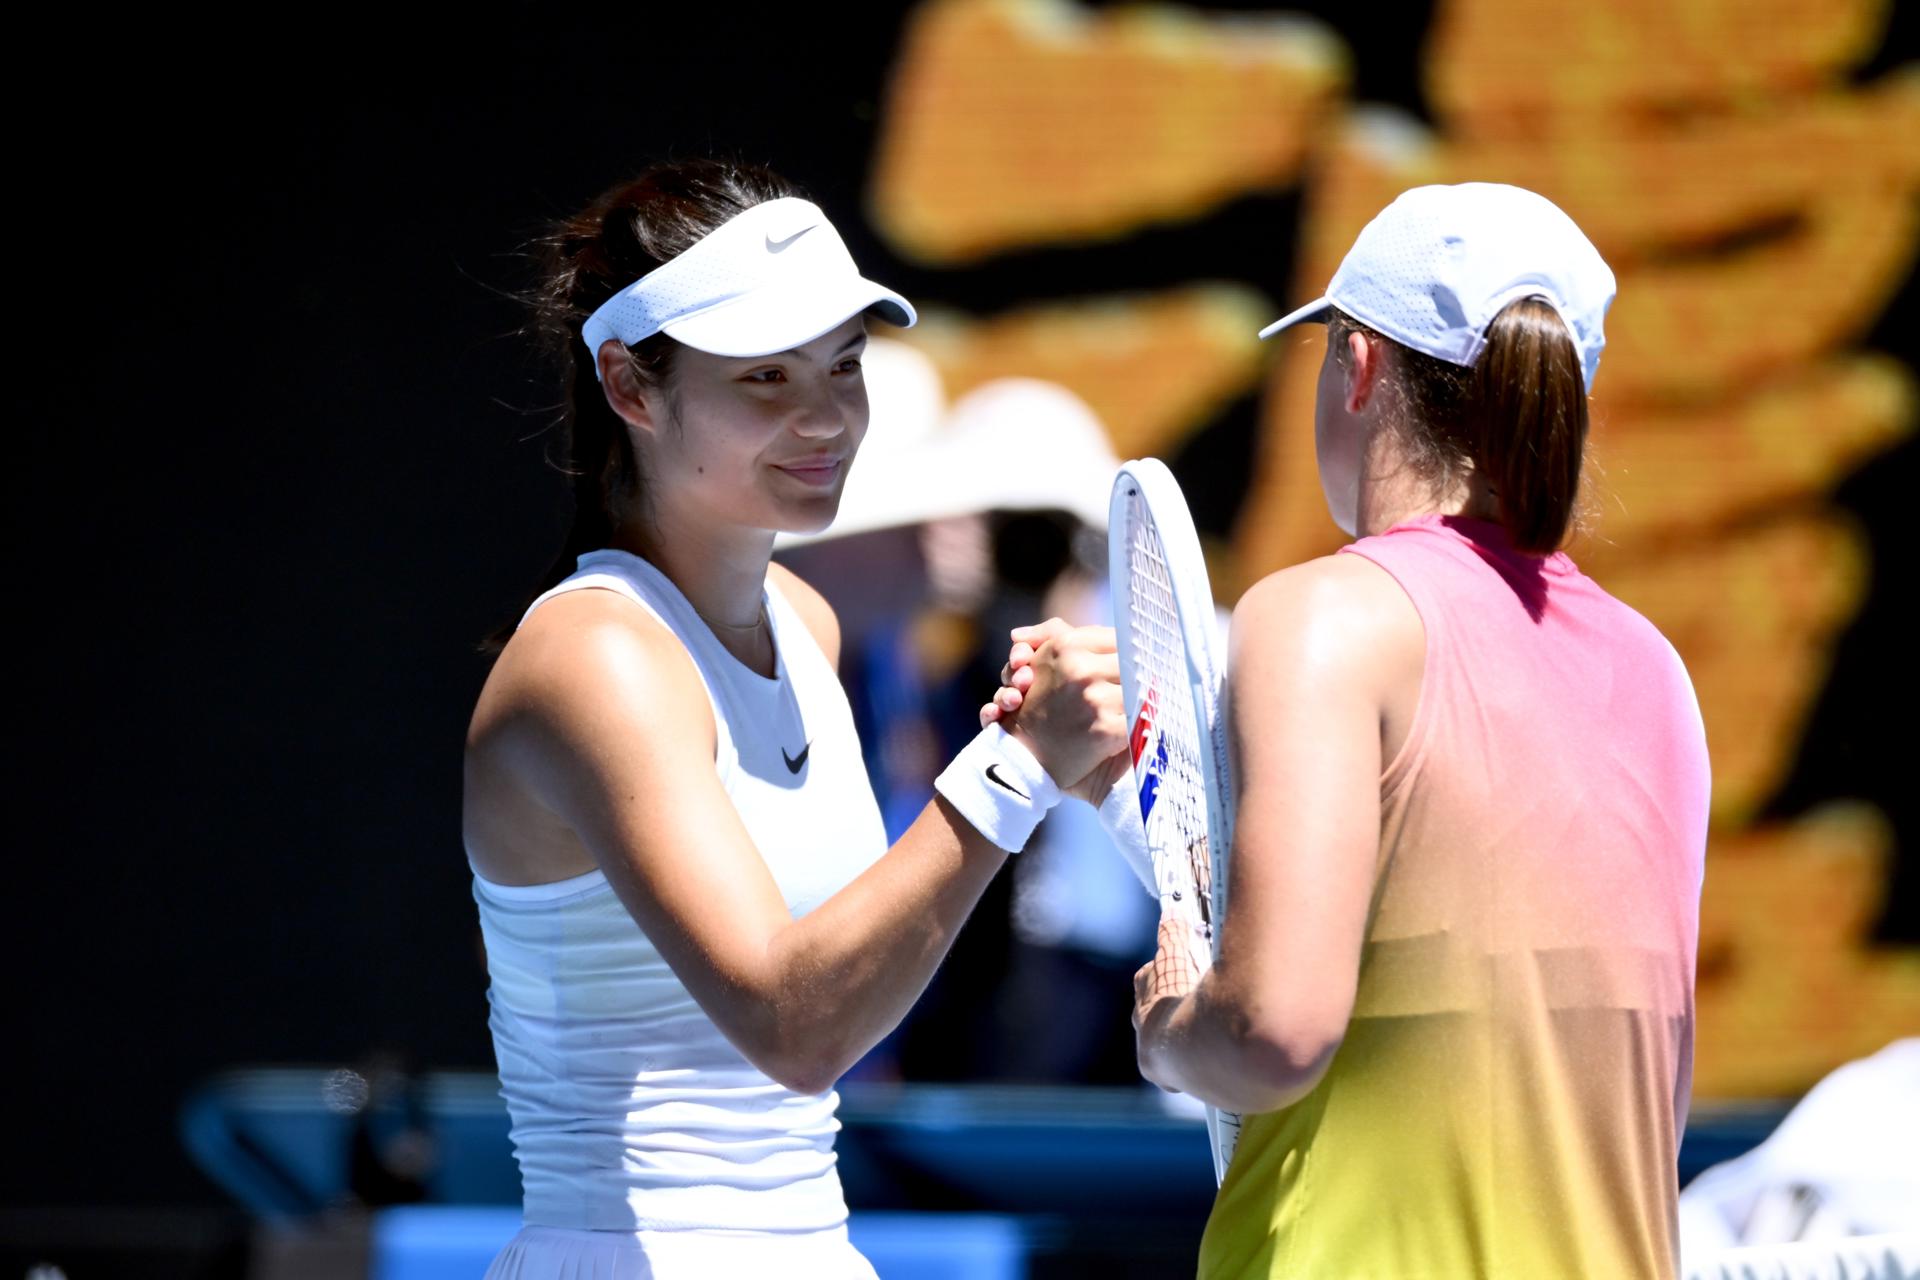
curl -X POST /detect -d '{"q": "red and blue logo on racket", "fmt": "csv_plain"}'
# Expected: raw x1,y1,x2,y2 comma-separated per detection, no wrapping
1132,687,1168,823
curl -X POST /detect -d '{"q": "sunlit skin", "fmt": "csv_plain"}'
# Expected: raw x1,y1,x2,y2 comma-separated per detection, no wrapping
462,311,1129,1097
992,325,1492,1114
1313,328,1366,537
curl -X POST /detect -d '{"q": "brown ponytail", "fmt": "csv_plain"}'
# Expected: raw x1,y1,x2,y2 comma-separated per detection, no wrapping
484,159,806,652
1330,296,1589,554
1467,298,1588,553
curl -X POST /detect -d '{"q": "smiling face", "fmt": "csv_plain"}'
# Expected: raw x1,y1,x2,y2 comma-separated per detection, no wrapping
633,316,872,538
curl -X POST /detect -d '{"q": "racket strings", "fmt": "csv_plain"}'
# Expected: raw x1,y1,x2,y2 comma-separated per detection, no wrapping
1145,920,1205,1000
1124,493,1216,940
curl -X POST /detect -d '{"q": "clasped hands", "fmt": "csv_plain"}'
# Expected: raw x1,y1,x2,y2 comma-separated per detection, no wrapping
976,617,1131,804
980,618,1198,1089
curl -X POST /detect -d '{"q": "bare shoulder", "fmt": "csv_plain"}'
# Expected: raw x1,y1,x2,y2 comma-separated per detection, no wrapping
464,587,719,882
472,587,715,760
1230,553,1423,688
767,561,842,667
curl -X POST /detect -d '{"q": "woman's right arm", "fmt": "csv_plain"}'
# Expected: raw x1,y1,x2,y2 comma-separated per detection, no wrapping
487,590,1124,1095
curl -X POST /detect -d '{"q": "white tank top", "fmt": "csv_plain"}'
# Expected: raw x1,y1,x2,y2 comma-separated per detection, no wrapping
471,549,889,1232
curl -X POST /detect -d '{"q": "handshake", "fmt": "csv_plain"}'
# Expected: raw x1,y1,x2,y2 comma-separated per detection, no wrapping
974,617,1133,806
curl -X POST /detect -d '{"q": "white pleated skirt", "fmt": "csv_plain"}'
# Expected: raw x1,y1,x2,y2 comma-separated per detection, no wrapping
484,1224,881,1280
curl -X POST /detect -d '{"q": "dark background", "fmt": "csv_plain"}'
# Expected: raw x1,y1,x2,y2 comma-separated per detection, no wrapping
16,1,1914,1212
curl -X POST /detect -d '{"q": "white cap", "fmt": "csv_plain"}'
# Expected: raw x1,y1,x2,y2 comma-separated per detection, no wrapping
581,197,915,377
1259,183,1616,390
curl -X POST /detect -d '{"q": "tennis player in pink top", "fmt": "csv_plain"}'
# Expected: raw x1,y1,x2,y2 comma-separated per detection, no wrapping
1015,184,1710,1277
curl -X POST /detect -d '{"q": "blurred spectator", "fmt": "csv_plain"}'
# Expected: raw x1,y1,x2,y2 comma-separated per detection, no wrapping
781,367,1157,1085
1679,1039,1920,1254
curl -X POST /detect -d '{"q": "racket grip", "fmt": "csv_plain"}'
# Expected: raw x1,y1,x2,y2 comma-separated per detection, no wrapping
1096,767,1159,898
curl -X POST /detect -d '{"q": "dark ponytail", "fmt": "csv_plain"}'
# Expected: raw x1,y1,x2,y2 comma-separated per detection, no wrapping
1330,296,1589,554
485,159,806,652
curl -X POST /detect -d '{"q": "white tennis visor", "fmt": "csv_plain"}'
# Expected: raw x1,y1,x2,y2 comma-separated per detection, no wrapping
580,197,916,377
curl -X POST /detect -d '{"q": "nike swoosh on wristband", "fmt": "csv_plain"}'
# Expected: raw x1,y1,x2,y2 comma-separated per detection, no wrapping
765,226,815,254
783,742,810,773
985,763,1028,800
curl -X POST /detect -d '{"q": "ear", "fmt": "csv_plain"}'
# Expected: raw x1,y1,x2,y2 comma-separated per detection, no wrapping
1343,329,1389,416
596,339,664,437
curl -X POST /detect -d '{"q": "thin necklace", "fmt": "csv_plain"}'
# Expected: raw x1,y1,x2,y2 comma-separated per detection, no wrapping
696,600,773,671
693,601,769,635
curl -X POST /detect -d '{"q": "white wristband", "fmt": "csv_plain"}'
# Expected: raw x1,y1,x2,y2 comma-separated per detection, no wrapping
934,724,1063,853
1096,765,1159,897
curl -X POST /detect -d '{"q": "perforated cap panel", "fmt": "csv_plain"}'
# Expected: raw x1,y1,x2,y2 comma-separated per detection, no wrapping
1263,183,1615,390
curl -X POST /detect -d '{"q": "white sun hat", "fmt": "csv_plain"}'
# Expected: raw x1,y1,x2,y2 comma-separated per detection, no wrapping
924,378,1117,530
777,376,1119,547
1258,182,1616,391
856,337,948,457
804,337,947,530
581,197,915,375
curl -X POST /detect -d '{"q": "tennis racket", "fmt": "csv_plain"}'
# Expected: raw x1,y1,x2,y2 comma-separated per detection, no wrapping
1108,457,1241,1184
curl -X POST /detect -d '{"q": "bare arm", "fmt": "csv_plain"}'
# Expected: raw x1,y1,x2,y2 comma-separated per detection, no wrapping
487,589,1122,1096
1132,555,1420,1114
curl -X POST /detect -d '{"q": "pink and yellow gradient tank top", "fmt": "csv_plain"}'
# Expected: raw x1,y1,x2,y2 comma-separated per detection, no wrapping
1199,515,1710,1280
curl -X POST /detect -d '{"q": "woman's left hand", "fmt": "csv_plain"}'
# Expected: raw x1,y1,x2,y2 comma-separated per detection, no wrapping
1132,917,1202,1091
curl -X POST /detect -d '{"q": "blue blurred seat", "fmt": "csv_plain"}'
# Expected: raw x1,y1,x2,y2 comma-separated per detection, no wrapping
367,1206,1038,1280
183,1067,1787,1234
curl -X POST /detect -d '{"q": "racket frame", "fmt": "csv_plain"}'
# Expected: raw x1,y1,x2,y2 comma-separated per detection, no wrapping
1108,457,1241,1183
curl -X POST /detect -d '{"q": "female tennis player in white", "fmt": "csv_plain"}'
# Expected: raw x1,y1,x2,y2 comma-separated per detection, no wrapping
1003,184,1711,1278
463,160,1127,1279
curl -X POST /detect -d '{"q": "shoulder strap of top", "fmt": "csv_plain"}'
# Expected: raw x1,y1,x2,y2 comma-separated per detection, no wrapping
520,567,664,631
517,550,736,775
